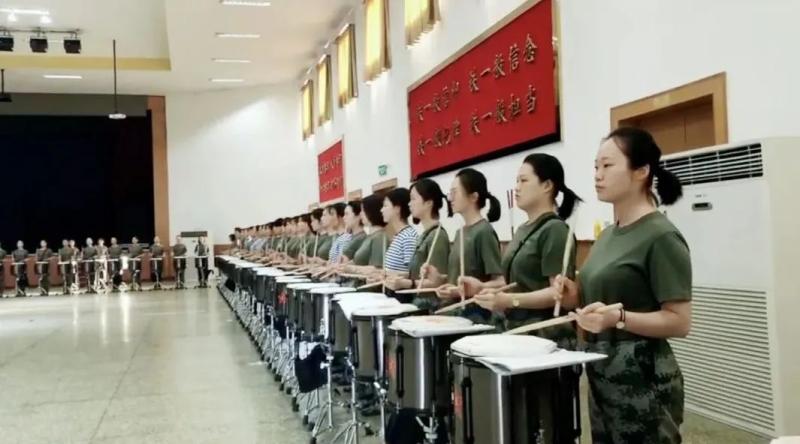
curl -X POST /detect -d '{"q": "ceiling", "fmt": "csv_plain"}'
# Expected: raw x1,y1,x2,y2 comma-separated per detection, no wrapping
0,0,356,95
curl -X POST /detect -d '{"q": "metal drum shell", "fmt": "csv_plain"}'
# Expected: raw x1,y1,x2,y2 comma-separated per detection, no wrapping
386,330,465,412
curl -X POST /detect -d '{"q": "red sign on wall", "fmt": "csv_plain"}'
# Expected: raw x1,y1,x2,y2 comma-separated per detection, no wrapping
408,0,558,179
318,140,345,203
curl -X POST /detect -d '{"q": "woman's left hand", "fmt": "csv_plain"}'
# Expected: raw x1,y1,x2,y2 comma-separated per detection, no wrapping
457,276,484,298
474,291,510,312
574,302,619,333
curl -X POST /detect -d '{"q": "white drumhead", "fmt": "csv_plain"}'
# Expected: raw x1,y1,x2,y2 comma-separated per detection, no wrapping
310,287,356,295
332,292,388,302
451,334,557,358
286,282,333,290
276,277,310,283
353,303,419,317
391,315,473,330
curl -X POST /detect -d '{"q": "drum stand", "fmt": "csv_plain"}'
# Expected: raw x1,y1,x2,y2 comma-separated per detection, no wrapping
414,406,441,444
13,262,25,297
329,355,375,444
36,262,46,296
152,259,162,290
94,260,109,294
374,379,389,440
310,344,339,441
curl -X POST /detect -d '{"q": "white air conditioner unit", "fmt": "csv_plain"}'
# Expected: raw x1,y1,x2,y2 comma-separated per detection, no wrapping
661,138,800,438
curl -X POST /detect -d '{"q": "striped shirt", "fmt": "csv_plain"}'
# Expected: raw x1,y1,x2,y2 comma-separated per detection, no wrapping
384,225,418,272
329,232,352,263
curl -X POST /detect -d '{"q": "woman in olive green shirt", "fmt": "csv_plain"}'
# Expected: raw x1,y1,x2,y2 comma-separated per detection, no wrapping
312,208,334,262
558,128,691,444
472,154,581,344
347,193,387,271
340,201,367,263
385,179,451,311
424,168,503,323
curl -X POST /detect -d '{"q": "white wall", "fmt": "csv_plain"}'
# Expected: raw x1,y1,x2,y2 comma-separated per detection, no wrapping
307,0,800,240
166,0,800,243
166,85,313,244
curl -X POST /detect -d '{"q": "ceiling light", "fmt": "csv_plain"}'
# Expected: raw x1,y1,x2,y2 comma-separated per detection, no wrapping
43,74,82,79
30,37,48,53
210,78,244,83
7,12,17,22
109,39,126,120
220,0,271,6
0,36,13,51
0,8,50,16
64,38,81,54
213,58,251,63
215,33,260,39
39,14,51,24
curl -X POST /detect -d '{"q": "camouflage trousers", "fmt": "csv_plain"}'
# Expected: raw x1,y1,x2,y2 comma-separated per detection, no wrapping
584,339,684,444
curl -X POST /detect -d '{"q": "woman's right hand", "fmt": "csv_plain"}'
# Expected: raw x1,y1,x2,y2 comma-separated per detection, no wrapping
435,283,458,300
420,264,441,282
552,274,578,306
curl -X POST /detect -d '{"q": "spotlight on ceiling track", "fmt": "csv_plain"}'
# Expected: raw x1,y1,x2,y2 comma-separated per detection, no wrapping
29,36,47,53
0,35,13,52
63,37,80,54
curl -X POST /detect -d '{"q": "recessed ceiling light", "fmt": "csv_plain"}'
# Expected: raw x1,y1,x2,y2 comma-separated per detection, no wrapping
43,74,82,79
0,8,50,16
39,15,51,24
210,78,244,83
215,33,261,39
212,58,252,63
220,0,271,6
7,12,17,22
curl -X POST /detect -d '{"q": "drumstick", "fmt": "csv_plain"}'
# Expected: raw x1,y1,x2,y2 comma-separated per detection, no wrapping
381,233,388,294
396,284,457,295
506,302,623,335
356,281,384,290
553,223,575,317
416,225,443,292
459,224,465,302
433,282,517,314
313,234,319,258
507,189,515,238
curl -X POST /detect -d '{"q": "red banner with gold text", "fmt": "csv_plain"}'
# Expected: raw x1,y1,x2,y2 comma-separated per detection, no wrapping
318,140,345,203
408,0,557,178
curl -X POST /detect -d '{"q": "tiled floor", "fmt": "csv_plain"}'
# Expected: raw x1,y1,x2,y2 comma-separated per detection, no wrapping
0,288,772,443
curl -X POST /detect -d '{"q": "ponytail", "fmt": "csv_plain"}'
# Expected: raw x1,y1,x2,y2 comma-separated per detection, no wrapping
654,166,683,205
486,193,501,222
558,186,580,219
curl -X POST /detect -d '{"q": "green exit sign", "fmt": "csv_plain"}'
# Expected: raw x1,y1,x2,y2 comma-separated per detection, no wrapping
378,164,388,177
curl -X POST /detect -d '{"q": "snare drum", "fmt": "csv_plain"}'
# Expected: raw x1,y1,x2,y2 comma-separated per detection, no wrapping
285,283,336,335
449,334,578,444
350,303,422,381
386,316,476,411
274,277,311,317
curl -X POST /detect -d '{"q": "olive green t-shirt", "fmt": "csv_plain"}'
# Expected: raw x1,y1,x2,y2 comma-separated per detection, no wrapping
342,231,367,261
409,224,451,310
447,219,503,322
579,211,692,342
173,243,187,257
409,224,450,281
108,245,123,258
500,213,576,345
352,229,386,267
316,234,333,261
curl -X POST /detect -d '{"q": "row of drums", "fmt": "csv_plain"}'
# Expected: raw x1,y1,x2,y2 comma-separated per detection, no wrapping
215,256,588,444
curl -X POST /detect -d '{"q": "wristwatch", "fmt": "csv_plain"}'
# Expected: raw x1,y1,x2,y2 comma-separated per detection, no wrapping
615,308,626,330
511,295,520,308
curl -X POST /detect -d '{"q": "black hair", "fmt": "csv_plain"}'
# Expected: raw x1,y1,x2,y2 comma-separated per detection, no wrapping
385,187,411,221
299,213,312,228
362,194,387,227
410,179,452,222
606,127,683,205
455,168,501,222
274,218,285,227
347,201,364,227
311,208,325,222
523,153,582,220
347,200,362,216
327,202,346,218
228,234,236,242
